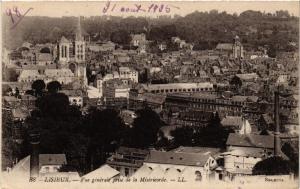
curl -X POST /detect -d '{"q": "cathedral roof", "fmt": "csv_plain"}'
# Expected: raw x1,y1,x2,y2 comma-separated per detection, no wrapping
60,36,70,43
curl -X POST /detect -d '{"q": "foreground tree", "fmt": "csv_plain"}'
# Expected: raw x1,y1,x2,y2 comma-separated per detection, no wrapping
127,108,163,148
281,143,299,176
252,156,292,175
47,81,62,94
170,126,194,147
31,80,46,97
84,108,125,171
170,112,233,148
25,92,86,173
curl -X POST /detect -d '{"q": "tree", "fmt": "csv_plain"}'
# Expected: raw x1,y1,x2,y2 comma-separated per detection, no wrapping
31,80,46,97
84,108,125,171
47,81,62,94
25,92,85,174
110,30,131,45
195,112,233,148
281,143,299,176
252,156,292,175
128,108,163,148
155,130,170,150
170,126,194,147
36,93,69,116
230,76,242,89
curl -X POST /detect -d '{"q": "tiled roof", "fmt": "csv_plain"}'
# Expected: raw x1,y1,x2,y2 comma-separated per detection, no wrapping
60,90,83,97
146,150,211,167
45,69,74,77
232,95,258,102
137,93,166,105
236,73,258,81
39,154,67,167
142,82,214,91
117,146,149,155
221,116,243,127
226,133,274,149
19,69,42,79
216,43,233,51
11,154,67,173
37,53,53,62
171,146,221,157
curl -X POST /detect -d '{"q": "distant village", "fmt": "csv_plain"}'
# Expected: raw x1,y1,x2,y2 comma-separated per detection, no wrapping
2,14,299,185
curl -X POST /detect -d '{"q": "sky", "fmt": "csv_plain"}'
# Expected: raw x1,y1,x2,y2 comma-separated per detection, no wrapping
2,1,299,18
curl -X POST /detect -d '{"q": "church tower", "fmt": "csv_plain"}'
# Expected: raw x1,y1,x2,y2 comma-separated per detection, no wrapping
75,16,87,86
232,35,244,59
58,36,70,66
75,16,85,62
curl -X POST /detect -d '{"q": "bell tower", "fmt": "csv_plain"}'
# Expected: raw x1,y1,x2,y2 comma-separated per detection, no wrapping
232,35,244,59
74,16,87,86
75,16,85,63
58,36,70,66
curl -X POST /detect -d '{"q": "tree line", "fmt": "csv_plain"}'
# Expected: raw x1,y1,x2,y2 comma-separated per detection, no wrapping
3,10,298,54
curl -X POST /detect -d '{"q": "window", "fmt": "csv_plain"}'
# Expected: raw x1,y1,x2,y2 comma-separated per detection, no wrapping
45,167,50,173
195,171,202,181
125,168,129,176
267,152,272,156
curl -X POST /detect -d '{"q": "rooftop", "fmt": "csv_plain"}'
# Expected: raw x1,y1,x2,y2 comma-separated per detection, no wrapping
146,150,215,167
141,82,214,91
221,116,243,127
226,133,274,149
216,43,233,51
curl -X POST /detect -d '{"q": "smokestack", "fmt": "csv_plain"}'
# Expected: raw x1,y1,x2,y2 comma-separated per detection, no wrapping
30,133,40,179
274,90,281,156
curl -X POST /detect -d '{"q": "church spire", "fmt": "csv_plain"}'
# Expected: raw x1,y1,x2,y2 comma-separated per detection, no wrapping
76,16,83,41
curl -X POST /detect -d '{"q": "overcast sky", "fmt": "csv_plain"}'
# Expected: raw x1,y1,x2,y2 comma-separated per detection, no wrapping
2,1,299,18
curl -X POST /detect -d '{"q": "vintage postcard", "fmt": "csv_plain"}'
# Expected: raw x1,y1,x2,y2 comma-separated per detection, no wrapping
1,1,299,189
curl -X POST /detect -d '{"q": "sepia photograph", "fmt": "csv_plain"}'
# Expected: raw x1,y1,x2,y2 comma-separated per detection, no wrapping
1,1,299,189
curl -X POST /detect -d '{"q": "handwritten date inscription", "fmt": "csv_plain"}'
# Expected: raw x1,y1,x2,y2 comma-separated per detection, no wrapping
6,7,33,29
103,1,179,14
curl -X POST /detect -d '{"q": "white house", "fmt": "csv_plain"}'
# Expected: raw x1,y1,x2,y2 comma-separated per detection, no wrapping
119,67,138,83
143,147,221,182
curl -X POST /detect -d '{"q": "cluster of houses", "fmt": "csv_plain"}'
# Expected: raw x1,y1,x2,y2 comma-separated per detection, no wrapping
2,15,299,185
4,132,289,183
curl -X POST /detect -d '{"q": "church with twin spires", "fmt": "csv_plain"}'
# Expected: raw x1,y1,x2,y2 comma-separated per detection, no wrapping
57,16,87,87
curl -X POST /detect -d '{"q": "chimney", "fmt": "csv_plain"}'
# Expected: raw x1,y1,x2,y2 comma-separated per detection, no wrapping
30,133,40,179
274,90,281,156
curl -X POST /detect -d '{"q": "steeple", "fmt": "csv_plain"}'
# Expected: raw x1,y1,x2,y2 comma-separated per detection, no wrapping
76,16,83,41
